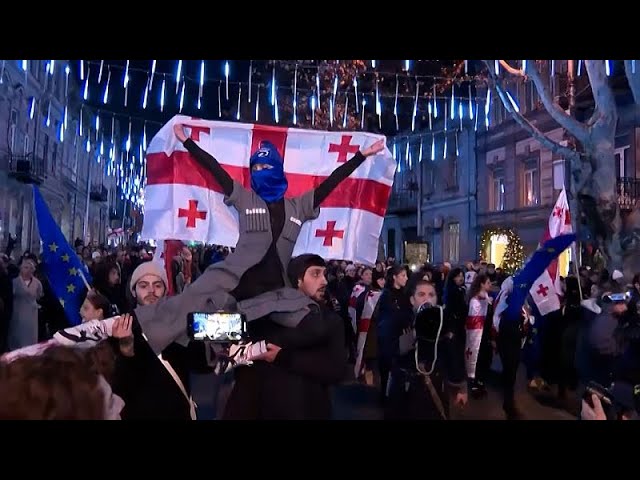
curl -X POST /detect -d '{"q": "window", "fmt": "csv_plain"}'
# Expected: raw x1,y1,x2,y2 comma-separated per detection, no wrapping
23,135,30,155
553,160,565,190
387,229,396,259
492,175,505,211
448,222,460,263
523,164,540,206
615,145,631,178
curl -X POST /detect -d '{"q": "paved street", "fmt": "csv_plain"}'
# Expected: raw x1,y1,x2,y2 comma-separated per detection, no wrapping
191,364,577,420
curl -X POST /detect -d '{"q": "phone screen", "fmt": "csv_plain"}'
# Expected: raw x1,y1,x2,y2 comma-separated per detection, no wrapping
189,312,245,342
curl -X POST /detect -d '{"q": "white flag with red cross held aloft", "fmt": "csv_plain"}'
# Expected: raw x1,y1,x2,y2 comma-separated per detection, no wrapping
141,115,396,265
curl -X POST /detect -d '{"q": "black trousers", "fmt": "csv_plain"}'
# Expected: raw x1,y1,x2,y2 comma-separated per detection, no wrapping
497,324,522,411
384,369,449,420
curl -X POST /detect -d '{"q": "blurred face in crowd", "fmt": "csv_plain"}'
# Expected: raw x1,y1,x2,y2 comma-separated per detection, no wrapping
481,278,492,293
108,267,120,286
376,276,386,289
345,267,356,279
454,271,465,287
376,262,385,273
181,246,192,262
82,247,91,261
116,250,125,264
134,274,166,306
80,299,105,322
19,260,35,279
298,266,328,302
487,264,495,275
410,283,438,310
360,268,372,286
393,269,408,289
340,261,348,270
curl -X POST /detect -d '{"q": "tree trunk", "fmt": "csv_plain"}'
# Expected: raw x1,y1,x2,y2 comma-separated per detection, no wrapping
582,128,621,269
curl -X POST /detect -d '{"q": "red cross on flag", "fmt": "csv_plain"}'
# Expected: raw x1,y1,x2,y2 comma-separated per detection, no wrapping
141,115,396,264
528,188,572,316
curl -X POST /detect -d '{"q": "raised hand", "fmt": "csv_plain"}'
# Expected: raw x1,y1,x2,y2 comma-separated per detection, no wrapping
173,123,188,143
361,139,385,157
113,314,134,357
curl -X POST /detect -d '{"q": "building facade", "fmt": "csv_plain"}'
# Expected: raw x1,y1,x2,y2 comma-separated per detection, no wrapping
0,60,121,256
476,60,640,269
382,124,477,266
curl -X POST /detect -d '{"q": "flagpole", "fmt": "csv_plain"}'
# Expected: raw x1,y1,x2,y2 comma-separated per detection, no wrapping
78,269,91,291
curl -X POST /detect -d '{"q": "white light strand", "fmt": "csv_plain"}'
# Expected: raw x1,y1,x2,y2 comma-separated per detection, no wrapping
248,60,253,103
293,64,298,125
83,67,90,101
311,96,316,126
431,134,435,161
577,60,583,76
98,60,104,83
225,61,230,100
418,139,423,163
79,108,83,137
175,60,182,94
103,68,111,104
354,76,359,113
149,60,156,90
199,61,205,109
255,88,260,122
443,133,447,159
65,64,70,98
450,87,455,120
485,88,491,129
433,84,438,118
271,66,276,106
474,101,479,132
236,85,242,120
606,60,611,76
179,82,185,112
428,100,432,130
342,95,349,128
459,101,463,130
551,60,555,77
218,83,222,117
160,76,166,112
394,74,399,130
444,101,448,131
411,79,419,132
360,98,366,129
468,84,474,120
455,130,459,157
142,76,149,109
29,97,36,120
80,60,84,81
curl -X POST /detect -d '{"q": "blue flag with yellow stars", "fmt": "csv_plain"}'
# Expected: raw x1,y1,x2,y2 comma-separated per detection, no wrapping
33,185,92,326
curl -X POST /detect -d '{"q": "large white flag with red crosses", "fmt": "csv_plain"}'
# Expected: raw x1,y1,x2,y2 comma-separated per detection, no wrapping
528,188,573,316
141,115,396,265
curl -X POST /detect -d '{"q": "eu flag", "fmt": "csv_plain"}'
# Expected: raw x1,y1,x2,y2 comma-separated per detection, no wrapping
33,185,92,326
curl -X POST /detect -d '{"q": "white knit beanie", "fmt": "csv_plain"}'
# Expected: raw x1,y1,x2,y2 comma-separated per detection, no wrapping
129,261,168,297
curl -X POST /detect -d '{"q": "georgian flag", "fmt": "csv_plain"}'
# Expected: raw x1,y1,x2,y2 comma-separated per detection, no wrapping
528,188,573,316
141,115,396,265
354,289,382,379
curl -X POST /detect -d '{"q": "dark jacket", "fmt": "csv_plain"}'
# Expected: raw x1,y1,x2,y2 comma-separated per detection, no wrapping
376,287,413,361
112,318,211,420
223,304,346,420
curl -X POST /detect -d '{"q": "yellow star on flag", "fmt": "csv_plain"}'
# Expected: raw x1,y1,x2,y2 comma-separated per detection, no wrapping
66,284,76,293
69,267,78,276
59,298,65,308
49,242,59,252
61,253,70,262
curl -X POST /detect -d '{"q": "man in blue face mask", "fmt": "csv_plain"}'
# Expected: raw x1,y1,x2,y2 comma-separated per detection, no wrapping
248,141,288,203
133,122,384,362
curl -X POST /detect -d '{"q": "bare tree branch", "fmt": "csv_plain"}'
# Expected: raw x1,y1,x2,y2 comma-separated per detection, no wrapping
483,60,581,163
585,60,618,131
499,60,525,77
524,60,589,144
624,60,640,105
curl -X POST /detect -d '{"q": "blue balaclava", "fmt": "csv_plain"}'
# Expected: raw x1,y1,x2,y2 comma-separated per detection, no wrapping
249,141,288,203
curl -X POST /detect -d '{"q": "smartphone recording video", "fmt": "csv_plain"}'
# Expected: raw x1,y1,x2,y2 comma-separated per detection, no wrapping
188,312,246,343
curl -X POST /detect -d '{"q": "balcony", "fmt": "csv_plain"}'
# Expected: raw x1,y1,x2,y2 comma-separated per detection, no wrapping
387,184,419,215
6,153,46,185
90,185,108,203
617,177,640,211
